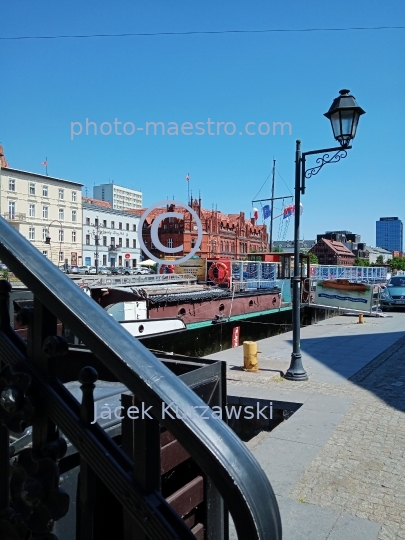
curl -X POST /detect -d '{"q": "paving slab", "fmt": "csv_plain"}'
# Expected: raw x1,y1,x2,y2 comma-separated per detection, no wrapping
205,313,405,539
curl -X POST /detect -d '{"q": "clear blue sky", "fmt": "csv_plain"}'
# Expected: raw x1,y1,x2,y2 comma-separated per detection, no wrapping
1,1,404,245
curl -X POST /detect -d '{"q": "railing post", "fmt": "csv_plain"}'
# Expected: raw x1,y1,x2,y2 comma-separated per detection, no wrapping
78,366,98,540
121,394,161,540
0,281,12,514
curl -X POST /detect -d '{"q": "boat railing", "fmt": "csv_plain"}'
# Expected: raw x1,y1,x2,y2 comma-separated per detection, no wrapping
0,215,281,539
78,272,198,288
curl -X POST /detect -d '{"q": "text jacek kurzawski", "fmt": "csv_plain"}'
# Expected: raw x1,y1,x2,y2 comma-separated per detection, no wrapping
91,401,273,423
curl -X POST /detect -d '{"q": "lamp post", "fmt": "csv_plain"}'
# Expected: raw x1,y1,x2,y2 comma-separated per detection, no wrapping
44,220,64,266
88,218,104,274
285,89,365,381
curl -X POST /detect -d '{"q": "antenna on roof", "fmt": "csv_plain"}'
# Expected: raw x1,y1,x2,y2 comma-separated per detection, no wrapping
85,187,88,197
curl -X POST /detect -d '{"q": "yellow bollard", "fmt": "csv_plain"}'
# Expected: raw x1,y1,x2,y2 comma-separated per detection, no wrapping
243,341,259,372
358,313,364,324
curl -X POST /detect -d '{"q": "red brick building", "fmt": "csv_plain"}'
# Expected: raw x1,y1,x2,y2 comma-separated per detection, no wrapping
127,197,268,260
309,238,356,266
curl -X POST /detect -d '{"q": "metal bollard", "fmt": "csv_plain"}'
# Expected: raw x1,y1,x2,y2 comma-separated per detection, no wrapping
358,313,364,324
243,341,259,371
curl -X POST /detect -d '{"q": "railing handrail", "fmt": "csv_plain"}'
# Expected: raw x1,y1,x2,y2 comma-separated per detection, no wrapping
0,216,282,539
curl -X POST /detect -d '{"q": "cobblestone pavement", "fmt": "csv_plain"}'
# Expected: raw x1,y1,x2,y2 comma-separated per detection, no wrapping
227,335,405,539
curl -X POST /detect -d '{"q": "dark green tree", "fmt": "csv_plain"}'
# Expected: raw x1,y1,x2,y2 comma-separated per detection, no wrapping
308,253,318,265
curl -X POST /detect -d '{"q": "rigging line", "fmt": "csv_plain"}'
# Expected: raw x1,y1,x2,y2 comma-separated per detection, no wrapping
276,169,293,196
252,171,272,202
1,26,405,40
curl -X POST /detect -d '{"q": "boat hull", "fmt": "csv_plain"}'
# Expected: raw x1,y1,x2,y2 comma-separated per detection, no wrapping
95,289,282,325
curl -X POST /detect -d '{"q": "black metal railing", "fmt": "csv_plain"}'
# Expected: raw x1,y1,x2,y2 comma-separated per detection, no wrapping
0,215,282,539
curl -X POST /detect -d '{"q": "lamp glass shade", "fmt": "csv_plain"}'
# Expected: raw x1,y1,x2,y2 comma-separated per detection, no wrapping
324,90,365,147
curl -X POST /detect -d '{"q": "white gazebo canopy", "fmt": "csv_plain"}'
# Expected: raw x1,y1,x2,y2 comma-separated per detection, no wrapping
140,259,156,267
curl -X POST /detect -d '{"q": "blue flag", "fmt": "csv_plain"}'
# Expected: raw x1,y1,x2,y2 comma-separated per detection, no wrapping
262,205,271,220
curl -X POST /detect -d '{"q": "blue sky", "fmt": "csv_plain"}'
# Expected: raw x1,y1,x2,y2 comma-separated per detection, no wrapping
1,1,404,245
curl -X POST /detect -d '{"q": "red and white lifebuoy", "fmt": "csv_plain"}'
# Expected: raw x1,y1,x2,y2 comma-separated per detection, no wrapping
208,262,229,285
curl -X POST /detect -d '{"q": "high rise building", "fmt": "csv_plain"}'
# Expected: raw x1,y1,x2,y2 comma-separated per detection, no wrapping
376,217,403,252
93,183,142,210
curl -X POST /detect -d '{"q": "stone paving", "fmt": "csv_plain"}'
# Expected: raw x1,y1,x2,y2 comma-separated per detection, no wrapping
205,313,405,539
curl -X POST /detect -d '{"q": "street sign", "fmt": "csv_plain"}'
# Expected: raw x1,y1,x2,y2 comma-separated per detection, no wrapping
125,253,130,259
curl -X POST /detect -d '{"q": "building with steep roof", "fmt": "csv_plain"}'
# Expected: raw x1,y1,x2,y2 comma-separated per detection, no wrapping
127,197,268,260
309,238,356,266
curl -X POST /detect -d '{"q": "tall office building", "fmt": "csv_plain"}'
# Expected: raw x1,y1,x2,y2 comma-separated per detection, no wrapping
376,217,403,252
93,183,142,210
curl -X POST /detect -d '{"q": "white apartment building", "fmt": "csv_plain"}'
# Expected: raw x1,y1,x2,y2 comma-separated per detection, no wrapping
83,198,141,268
0,165,83,266
93,183,142,210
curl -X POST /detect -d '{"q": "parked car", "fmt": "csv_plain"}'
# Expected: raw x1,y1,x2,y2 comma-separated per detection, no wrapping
112,267,136,275
134,267,149,275
380,276,405,311
77,266,91,275
89,266,97,275
69,265,79,274
98,266,111,275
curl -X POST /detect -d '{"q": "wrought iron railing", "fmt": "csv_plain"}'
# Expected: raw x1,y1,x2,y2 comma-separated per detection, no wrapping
0,216,282,539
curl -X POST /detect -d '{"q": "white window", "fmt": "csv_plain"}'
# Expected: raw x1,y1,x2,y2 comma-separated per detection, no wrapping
42,251,48,257
29,183,35,195
58,229,64,242
167,238,173,248
8,201,15,218
72,231,76,243
59,189,64,200
72,210,77,222
72,191,77,202
43,206,48,219
42,185,48,197
29,204,35,218
59,208,64,220
42,229,48,241
86,235,90,245
59,252,64,263
29,227,35,240
8,178,15,191
133,224,137,231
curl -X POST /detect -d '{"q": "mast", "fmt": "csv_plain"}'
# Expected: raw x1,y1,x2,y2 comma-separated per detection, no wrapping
269,159,276,252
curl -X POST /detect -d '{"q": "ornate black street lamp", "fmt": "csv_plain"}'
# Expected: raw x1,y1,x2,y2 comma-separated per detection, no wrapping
285,90,365,381
88,218,104,274
44,220,64,266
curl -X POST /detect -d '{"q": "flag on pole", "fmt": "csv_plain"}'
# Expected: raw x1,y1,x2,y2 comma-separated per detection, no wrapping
283,204,294,219
186,173,190,181
262,205,271,220
42,160,48,167
253,208,259,220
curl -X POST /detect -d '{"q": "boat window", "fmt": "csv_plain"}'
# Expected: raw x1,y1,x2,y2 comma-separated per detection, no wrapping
138,325,145,333
389,277,405,287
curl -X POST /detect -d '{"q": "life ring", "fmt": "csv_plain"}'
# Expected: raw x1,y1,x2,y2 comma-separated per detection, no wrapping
159,264,175,274
208,262,229,285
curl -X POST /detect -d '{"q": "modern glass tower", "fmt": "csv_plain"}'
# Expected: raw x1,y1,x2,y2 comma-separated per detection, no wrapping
376,217,403,252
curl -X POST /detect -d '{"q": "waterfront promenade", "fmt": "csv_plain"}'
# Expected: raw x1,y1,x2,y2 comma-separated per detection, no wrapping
205,313,405,540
